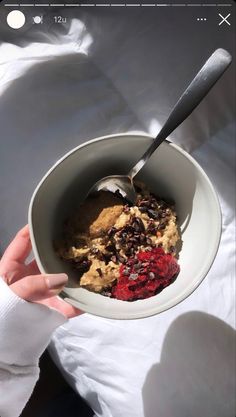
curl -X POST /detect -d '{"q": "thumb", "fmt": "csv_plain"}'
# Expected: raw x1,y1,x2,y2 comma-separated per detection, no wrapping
10,273,68,302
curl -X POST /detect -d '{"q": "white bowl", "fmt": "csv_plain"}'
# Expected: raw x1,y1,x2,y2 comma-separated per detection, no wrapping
29,133,221,319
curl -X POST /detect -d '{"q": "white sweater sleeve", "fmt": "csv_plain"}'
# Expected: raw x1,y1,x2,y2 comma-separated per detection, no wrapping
0,277,67,417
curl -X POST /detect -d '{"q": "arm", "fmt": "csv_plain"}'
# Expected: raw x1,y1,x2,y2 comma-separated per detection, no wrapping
0,278,66,417
0,226,81,417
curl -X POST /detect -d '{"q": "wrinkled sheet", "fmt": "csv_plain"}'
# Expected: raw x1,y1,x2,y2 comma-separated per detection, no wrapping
0,5,235,417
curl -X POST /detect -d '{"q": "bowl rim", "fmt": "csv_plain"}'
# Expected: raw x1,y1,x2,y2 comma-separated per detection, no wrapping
28,132,222,319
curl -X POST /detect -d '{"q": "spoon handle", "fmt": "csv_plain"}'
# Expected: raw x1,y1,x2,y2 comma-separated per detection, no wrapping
129,48,232,179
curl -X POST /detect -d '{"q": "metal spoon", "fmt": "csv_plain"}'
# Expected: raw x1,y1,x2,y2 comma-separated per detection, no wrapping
87,48,232,204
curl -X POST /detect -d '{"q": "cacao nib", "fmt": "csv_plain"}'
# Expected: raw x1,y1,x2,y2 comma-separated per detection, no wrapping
135,217,145,232
102,253,112,265
108,227,117,237
105,244,116,253
147,209,160,219
74,258,91,272
140,234,146,243
129,273,138,280
111,255,117,263
161,211,167,218
139,207,148,213
96,268,103,277
123,205,130,213
117,254,126,264
91,247,100,255
157,223,166,230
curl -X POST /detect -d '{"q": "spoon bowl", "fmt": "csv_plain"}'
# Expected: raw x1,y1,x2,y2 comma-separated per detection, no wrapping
88,174,136,203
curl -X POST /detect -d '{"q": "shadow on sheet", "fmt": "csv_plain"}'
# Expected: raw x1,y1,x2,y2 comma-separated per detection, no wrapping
142,311,236,417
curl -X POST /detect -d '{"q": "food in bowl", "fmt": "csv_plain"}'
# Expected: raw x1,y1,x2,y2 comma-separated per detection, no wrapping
56,182,181,301
29,134,222,318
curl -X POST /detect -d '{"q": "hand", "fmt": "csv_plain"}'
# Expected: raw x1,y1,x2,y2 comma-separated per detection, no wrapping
0,225,82,318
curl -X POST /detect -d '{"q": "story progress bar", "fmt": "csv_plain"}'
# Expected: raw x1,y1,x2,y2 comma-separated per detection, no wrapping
3,3,233,7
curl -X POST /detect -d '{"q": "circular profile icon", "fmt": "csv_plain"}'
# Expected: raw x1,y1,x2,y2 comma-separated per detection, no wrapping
7,10,26,29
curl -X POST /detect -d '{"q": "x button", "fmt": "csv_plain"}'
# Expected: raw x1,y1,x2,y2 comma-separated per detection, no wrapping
218,13,231,26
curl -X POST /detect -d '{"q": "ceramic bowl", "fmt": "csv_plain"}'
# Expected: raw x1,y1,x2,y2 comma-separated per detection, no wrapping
29,133,221,319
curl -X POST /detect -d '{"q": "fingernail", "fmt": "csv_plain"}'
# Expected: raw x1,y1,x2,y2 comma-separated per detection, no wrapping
45,273,68,290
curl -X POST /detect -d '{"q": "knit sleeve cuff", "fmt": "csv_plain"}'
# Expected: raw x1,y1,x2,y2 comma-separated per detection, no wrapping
0,277,67,366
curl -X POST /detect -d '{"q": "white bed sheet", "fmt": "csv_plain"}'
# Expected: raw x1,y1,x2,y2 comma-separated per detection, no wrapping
0,6,235,417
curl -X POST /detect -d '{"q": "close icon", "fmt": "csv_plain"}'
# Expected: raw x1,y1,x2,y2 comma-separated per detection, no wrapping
218,13,231,26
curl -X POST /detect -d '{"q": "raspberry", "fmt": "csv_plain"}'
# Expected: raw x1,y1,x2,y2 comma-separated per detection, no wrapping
112,247,180,301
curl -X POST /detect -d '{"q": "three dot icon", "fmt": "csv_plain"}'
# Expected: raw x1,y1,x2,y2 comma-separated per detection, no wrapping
197,17,207,21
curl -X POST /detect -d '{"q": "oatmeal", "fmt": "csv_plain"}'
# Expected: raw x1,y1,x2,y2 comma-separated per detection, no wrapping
56,183,181,301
